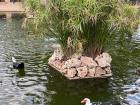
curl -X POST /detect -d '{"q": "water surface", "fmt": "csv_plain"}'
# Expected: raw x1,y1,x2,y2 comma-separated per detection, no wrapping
0,19,139,105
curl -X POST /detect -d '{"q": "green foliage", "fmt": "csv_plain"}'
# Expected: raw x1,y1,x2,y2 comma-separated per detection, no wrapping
25,0,140,59
25,0,48,34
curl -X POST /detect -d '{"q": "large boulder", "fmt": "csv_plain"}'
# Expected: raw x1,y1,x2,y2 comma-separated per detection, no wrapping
102,53,112,64
95,52,112,68
81,56,98,68
62,58,81,69
77,66,88,78
95,66,106,76
53,60,63,69
88,67,96,77
66,68,77,78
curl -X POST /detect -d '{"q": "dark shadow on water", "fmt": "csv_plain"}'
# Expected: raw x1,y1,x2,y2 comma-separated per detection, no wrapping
47,66,117,105
16,68,25,77
11,13,26,20
0,14,6,19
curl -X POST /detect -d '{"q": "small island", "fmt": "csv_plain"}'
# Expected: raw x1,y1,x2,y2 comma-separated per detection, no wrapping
25,0,140,80
48,49,112,80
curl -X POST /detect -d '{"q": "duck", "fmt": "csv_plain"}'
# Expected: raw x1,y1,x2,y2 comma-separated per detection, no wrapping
12,57,24,69
81,98,92,105
81,98,122,105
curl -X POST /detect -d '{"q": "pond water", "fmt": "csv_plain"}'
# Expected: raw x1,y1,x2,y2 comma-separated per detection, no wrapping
0,19,139,105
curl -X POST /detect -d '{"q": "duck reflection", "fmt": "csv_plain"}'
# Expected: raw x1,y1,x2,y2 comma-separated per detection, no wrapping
16,68,25,77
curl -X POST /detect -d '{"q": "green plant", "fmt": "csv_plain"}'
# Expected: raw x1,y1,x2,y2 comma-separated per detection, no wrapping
25,0,48,34
25,0,140,59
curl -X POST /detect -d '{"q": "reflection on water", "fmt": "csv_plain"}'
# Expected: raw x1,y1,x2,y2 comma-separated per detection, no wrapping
16,69,25,77
0,19,50,105
0,19,139,105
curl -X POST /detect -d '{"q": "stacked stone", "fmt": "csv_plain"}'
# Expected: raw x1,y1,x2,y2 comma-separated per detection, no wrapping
48,49,112,79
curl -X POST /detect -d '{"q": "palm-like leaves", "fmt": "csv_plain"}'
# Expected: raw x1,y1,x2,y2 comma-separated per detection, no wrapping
25,0,140,59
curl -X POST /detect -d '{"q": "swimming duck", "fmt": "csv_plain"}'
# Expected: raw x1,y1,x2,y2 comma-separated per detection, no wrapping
12,57,24,69
81,98,121,105
81,98,92,105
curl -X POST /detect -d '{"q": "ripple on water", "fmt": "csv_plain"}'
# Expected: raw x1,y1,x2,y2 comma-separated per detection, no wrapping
125,93,140,105
0,19,139,105
0,19,51,105
122,79,140,105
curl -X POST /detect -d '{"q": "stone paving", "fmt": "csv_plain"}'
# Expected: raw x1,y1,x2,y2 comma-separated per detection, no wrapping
0,2,24,12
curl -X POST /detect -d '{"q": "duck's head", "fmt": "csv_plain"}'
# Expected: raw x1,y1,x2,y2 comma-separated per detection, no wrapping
81,98,91,104
12,57,16,63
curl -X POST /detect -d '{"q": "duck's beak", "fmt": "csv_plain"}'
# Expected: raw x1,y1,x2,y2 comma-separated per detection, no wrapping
81,99,85,104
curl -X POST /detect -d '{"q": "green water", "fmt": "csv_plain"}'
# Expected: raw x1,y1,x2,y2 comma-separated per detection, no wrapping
0,19,139,105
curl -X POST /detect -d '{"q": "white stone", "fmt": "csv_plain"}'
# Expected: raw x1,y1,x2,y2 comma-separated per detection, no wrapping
77,66,88,78
95,66,106,76
62,58,81,69
88,67,96,77
53,60,62,69
66,68,77,78
81,56,98,68
102,53,112,64
95,52,112,68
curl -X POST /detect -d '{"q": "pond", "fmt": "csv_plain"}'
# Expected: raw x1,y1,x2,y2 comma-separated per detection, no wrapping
0,19,139,105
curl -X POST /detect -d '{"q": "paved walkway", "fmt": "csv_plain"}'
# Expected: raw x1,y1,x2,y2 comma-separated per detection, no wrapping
0,2,24,12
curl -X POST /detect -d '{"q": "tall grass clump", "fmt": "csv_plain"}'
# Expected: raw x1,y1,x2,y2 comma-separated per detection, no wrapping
25,0,48,34
25,0,140,59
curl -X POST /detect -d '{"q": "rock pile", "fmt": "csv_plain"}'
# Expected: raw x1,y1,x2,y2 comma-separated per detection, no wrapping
48,49,112,79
